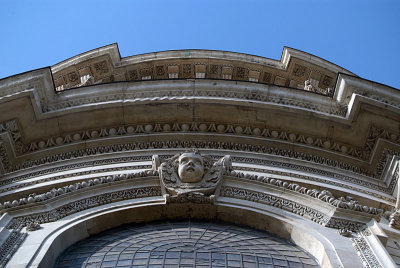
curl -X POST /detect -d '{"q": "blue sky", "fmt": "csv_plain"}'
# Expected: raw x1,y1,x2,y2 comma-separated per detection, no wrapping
1,0,399,89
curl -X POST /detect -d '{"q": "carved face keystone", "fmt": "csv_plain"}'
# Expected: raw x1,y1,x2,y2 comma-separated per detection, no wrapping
178,153,204,183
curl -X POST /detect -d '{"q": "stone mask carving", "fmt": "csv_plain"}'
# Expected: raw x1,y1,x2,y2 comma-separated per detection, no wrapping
178,152,205,183
153,150,231,198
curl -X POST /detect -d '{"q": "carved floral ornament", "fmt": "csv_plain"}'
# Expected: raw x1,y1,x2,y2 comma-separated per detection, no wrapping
2,120,399,182
0,123,398,207
0,150,391,267
0,153,383,220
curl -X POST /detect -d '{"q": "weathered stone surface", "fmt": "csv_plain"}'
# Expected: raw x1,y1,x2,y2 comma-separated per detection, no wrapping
0,45,399,268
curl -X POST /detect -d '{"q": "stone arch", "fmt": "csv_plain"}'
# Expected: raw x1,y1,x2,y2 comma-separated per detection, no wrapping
28,202,343,267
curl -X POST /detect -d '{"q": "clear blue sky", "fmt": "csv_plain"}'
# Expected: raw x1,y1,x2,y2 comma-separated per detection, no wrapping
1,0,399,89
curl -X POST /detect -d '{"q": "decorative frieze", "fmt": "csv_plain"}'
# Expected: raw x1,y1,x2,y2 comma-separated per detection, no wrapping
233,165,395,201
0,172,158,214
0,156,151,187
0,153,394,206
6,185,161,231
0,121,398,202
3,120,377,170
44,82,347,116
351,231,383,268
220,186,330,225
0,230,27,267
0,164,151,194
3,120,397,184
1,137,374,179
325,218,365,232
220,186,376,233
225,172,383,217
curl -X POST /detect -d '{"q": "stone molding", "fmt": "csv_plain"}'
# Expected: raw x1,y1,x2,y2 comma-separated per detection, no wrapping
224,172,383,217
0,137,371,180
0,166,388,267
233,165,395,203
0,163,151,195
351,230,384,268
0,155,394,212
45,80,346,115
0,168,383,228
2,172,158,219
0,136,397,203
1,118,398,176
0,155,151,188
220,185,378,232
50,44,350,94
0,147,391,198
0,230,27,267
0,72,397,121
6,185,161,231
22,121,368,160
220,186,330,224
1,46,399,268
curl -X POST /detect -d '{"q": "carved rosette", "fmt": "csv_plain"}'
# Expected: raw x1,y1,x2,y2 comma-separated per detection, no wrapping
153,150,231,202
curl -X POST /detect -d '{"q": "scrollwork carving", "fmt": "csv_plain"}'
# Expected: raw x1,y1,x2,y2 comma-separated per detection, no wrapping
351,231,383,268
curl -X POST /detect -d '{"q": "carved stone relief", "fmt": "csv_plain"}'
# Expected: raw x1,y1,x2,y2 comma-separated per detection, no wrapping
292,64,307,77
351,229,383,268
153,150,231,202
389,209,400,229
93,60,109,75
128,69,138,80
1,120,398,196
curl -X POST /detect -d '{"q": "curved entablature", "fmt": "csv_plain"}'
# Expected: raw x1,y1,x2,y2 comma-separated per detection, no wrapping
0,45,400,267
0,152,395,267
49,44,354,94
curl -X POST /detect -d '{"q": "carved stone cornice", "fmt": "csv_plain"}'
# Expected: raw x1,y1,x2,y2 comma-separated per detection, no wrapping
21,121,367,160
50,44,347,95
6,185,161,231
0,136,373,178
0,172,159,215
220,186,330,224
0,132,397,203
41,80,346,118
0,155,151,187
0,165,383,227
0,164,151,196
0,164,388,267
219,186,375,232
233,165,395,202
1,119,398,177
222,173,383,218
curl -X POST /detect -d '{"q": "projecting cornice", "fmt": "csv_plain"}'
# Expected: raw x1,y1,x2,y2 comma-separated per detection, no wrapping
47,44,354,94
0,46,399,210
51,43,356,74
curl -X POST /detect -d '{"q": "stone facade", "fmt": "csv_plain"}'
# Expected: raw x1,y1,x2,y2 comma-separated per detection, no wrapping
0,44,399,267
